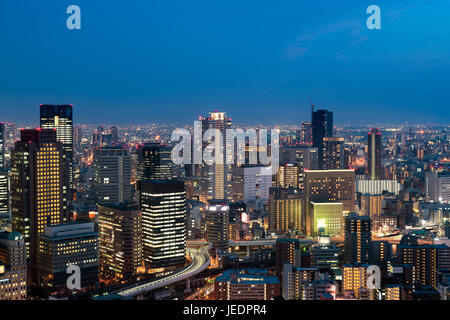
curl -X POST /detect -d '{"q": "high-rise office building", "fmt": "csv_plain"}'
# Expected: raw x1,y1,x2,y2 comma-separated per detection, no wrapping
312,109,333,169
37,222,98,294
274,164,300,189
344,213,372,264
275,238,303,279
40,105,73,208
137,142,173,181
231,165,271,202
98,202,142,282
310,235,339,271
426,171,450,203
300,122,312,145
206,200,229,254
0,170,8,214
228,201,245,241
322,137,345,170
304,169,356,235
0,122,5,169
269,188,303,234
10,129,65,280
139,180,186,268
368,128,382,180
110,126,118,145
279,145,318,189
0,231,27,300
359,194,383,218
94,147,132,204
197,111,233,201
279,145,319,170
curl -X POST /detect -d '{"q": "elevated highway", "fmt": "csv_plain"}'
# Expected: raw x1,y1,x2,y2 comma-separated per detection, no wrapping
98,243,211,299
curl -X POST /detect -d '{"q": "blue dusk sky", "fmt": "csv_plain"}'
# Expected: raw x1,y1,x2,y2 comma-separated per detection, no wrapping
0,0,449,125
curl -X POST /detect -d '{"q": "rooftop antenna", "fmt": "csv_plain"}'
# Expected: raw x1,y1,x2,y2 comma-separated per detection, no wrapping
308,96,315,114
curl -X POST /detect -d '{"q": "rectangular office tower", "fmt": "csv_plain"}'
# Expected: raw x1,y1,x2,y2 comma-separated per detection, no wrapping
37,222,98,295
40,105,73,207
426,171,450,203
137,142,173,181
269,188,303,234
197,111,233,201
0,170,8,214
139,180,186,269
279,145,318,189
94,147,132,204
322,137,345,170
206,200,230,254
304,169,356,235
10,129,66,270
0,231,27,300
344,213,372,264
312,109,333,169
98,202,142,282
368,128,382,180
0,122,5,169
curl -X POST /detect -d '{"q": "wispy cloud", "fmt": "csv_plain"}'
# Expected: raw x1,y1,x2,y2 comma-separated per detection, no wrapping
284,19,362,59
284,0,428,60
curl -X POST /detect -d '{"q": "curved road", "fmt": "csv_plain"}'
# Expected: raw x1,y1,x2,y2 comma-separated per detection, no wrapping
111,244,211,298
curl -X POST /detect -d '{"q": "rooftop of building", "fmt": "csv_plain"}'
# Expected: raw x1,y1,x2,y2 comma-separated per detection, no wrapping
0,231,23,241
216,269,279,285
98,201,139,211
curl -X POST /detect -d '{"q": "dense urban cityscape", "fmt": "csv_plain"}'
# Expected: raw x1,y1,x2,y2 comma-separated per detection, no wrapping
0,105,449,302
1,2,449,314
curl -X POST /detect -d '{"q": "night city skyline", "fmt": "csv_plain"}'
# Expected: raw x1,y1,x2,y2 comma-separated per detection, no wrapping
0,0,449,312
1,0,450,124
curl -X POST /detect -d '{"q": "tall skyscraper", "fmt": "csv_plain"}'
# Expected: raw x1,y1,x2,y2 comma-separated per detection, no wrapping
368,128,382,180
322,137,344,170
94,147,132,204
279,145,318,189
40,105,73,206
269,188,303,234
344,213,372,264
312,109,333,169
0,122,5,169
274,164,300,189
139,180,186,268
0,170,8,214
300,122,312,145
304,169,356,235
275,238,302,279
198,111,233,201
98,202,142,282
10,129,65,279
206,200,229,255
137,142,173,181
